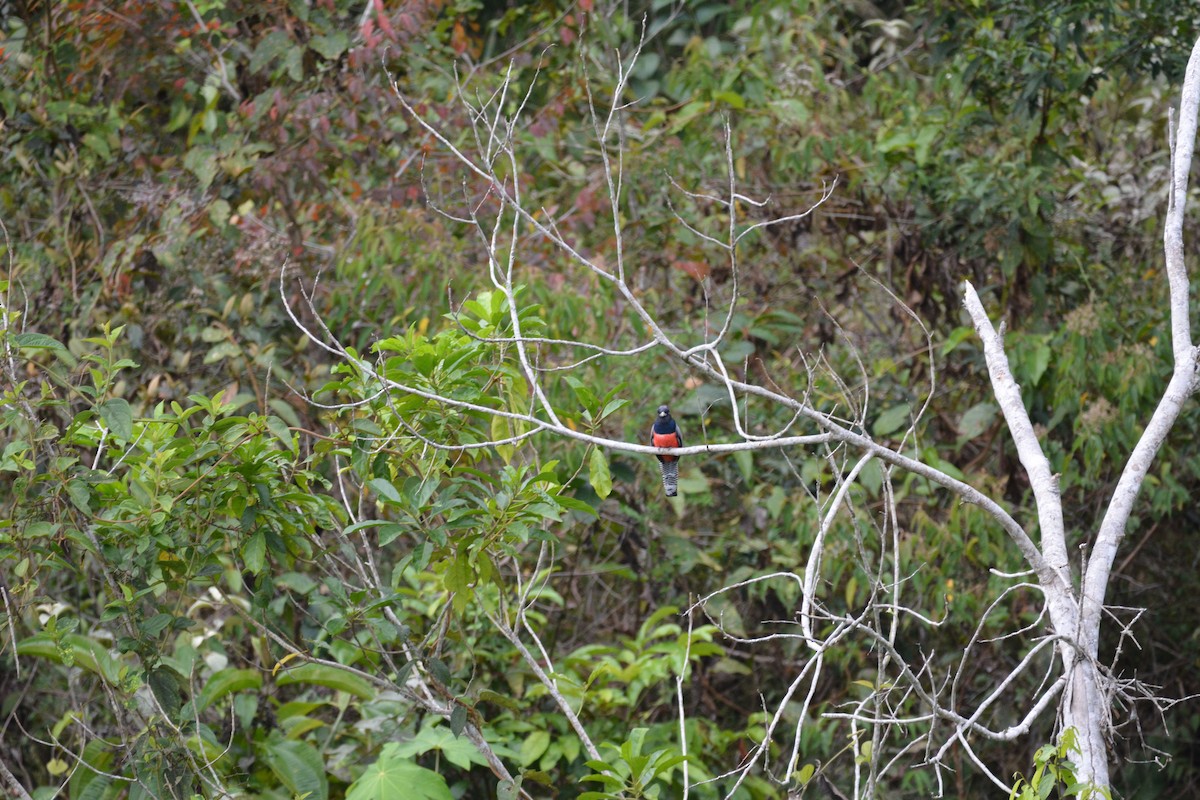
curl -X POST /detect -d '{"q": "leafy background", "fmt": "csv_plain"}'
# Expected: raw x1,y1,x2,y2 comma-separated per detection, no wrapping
3,0,1200,797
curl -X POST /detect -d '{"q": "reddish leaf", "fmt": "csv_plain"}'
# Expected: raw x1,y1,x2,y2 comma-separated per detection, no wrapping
674,259,711,281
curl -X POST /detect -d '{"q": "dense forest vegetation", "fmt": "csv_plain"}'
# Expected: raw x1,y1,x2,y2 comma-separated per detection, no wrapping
3,0,1200,797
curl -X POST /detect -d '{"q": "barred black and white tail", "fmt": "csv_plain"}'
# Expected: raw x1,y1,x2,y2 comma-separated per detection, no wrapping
659,460,679,497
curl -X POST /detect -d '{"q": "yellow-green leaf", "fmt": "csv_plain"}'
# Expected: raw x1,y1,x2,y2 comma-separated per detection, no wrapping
275,662,374,699
588,449,612,500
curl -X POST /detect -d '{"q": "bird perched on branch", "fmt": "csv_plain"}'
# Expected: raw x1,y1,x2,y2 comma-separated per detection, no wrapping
651,404,683,497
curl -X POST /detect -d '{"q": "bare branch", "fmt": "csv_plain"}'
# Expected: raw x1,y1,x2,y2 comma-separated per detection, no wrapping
962,281,1072,599
1083,35,1200,647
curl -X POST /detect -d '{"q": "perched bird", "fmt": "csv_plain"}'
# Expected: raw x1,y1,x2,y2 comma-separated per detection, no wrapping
651,404,683,497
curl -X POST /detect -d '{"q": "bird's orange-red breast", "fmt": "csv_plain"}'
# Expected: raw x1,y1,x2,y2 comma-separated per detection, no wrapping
651,405,682,496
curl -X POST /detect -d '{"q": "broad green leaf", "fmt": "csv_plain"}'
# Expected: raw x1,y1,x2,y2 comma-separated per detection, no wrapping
66,479,91,512
765,486,787,519
11,332,75,365
309,32,349,60
275,662,374,699
69,739,114,800
858,459,883,496
197,668,263,711
17,633,121,684
520,730,551,767
669,100,710,133
959,402,998,439
565,375,597,410
872,404,911,437
202,340,243,364
182,146,218,191
243,531,266,574
138,612,173,638
250,30,293,73
712,89,745,109
733,449,752,486
941,326,975,356
98,398,133,442
599,397,629,421
1027,339,1051,387
12,332,66,349
588,449,612,500
389,723,489,771
555,494,597,517
770,98,810,125
148,666,182,720
369,477,402,505
266,415,296,453
449,704,467,737
262,738,328,800
347,744,452,800
492,412,514,465
343,519,406,545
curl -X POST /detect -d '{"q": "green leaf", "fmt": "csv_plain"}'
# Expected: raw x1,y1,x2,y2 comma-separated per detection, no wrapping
69,739,114,800
250,30,293,73
266,415,296,453
959,402,998,439
770,98,810,125
492,411,514,465
82,131,111,160
1027,339,1051,387
309,32,349,60
262,738,328,800
347,743,452,800
243,531,266,574
712,90,745,109
733,449,752,486
669,100,710,133
344,519,407,545
598,397,629,421
182,146,218,191
11,332,71,366
449,704,467,737
148,666,183,720
203,340,243,364
11,332,63,349
520,730,551,767
16,633,121,684
197,668,263,711
389,722,489,771
554,494,597,517
941,326,975,356
872,404,911,437
98,398,134,442
138,612,173,638
275,662,374,699
565,375,597,410
66,479,92,512
282,45,304,81
369,477,403,505
588,449,612,500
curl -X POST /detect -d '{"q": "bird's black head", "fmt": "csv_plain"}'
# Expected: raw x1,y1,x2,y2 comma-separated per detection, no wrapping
657,405,670,418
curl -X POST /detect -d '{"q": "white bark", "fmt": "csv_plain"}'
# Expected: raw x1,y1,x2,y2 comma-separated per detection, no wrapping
959,34,1200,793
